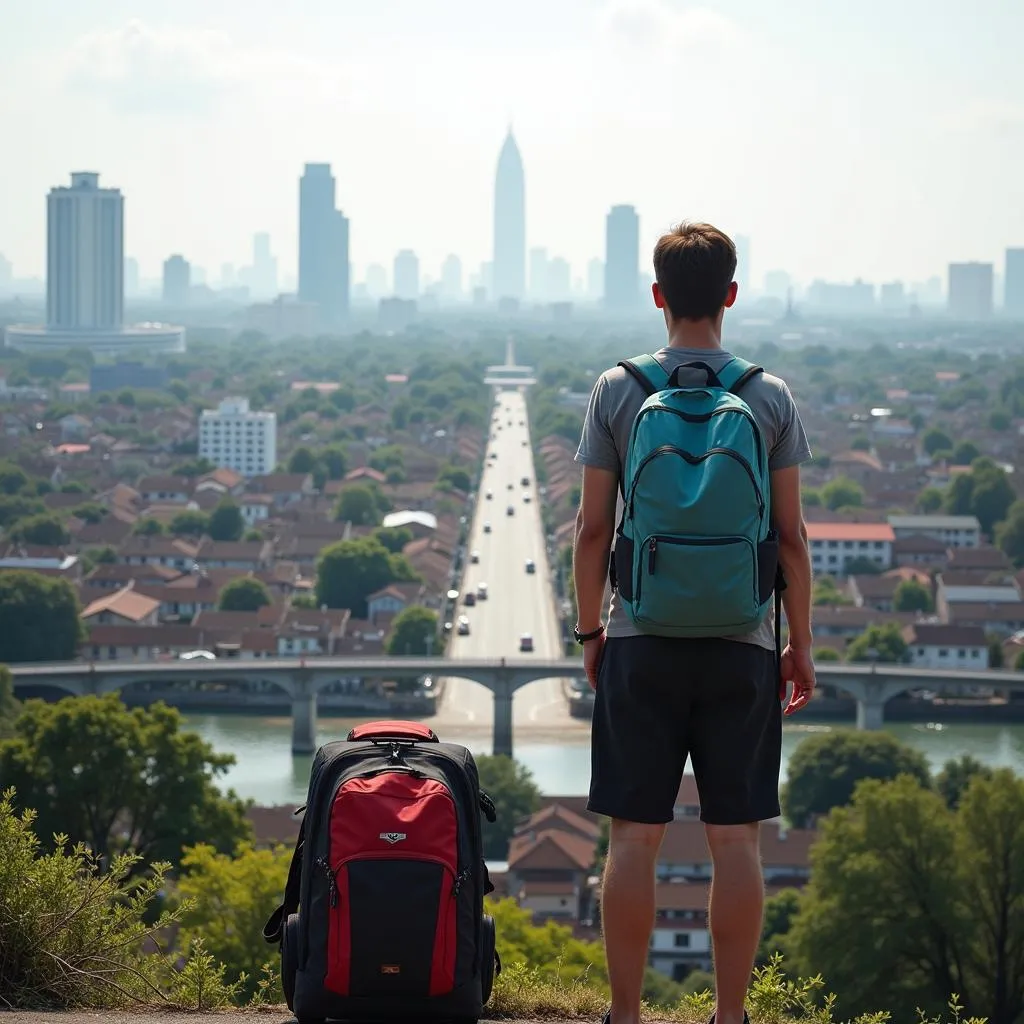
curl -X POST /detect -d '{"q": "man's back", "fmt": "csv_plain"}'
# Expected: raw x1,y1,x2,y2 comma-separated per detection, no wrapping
575,344,810,649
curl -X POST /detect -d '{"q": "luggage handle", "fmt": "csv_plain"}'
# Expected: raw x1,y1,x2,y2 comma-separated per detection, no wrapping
347,720,438,743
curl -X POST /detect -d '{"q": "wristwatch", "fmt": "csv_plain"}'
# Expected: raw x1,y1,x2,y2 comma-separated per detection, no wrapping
574,623,606,644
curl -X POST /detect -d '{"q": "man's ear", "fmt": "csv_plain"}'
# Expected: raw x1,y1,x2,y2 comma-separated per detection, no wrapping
724,281,739,308
652,282,665,309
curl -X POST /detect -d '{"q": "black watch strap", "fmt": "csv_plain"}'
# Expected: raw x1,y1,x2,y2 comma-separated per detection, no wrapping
574,623,605,644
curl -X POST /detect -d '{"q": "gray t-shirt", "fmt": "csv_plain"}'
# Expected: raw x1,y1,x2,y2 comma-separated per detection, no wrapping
575,346,812,650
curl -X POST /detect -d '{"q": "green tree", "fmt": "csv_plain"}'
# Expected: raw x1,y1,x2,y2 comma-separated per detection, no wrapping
0,572,83,662
996,500,1024,566
945,457,1015,536
934,754,994,811
174,841,287,1001
208,500,244,542
319,444,348,481
315,536,416,618
922,427,953,456
892,577,933,612
386,605,439,655
781,729,931,828
820,476,863,510
812,575,851,607
0,665,20,738
0,495,45,528
217,577,272,612
286,446,317,474
334,485,382,527
952,440,981,465
0,694,251,875
0,461,30,495
989,409,1012,431
756,887,802,966
373,526,413,553
475,754,543,860
70,502,106,525
917,486,945,513
9,514,70,546
788,771,1024,1024
850,434,871,451
169,510,210,537
437,464,472,493
132,517,165,536
846,622,908,663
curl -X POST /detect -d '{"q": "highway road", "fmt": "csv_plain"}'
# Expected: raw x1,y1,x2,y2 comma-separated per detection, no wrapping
431,389,588,744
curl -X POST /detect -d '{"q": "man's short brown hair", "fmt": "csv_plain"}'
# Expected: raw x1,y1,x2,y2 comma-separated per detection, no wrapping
653,222,737,321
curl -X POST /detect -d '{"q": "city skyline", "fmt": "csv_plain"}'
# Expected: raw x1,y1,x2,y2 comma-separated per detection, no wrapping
2,3,1023,286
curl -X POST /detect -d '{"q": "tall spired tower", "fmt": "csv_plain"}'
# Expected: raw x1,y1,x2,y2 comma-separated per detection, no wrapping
492,129,525,302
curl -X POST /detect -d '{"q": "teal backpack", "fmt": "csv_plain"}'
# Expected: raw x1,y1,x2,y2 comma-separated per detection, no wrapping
611,354,784,646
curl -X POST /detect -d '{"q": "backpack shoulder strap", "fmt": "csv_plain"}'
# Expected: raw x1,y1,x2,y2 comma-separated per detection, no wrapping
263,812,305,946
617,354,670,397
716,356,764,396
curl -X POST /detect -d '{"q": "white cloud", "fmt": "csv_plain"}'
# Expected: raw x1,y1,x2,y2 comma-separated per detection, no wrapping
61,20,347,116
597,0,744,62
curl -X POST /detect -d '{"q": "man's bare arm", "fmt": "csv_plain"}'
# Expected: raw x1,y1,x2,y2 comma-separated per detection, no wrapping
573,466,618,631
771,464,812,649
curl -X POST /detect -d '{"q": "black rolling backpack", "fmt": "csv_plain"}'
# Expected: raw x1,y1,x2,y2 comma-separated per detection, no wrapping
263,720,501,1023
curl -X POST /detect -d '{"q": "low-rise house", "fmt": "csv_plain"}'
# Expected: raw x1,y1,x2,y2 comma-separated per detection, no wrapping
80,582,161,627
116,536,200,570
247,473,315,508
0,551,82,581
367,582,428,624
936,571,1021,618
195,539,273,571
847,574,901,611
888,514,981,549
137,476,195,504
945,602,1024,638
946,545,1012,573
83,624,204,661
892,533,949,569
902,623,990,670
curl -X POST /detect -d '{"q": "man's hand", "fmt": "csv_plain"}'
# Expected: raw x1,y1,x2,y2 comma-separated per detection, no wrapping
583,633,606,690
779,644,815,715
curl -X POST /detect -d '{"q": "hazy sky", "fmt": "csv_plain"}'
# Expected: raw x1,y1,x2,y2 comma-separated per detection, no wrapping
2,0,1023,289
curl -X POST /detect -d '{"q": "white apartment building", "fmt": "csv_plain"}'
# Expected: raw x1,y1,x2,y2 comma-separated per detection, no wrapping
806,522,895,576
888,514,981,548
198,397,277,477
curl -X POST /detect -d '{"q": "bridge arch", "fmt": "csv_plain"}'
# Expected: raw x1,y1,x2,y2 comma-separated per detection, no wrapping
11,680,84,700
99,672,296,701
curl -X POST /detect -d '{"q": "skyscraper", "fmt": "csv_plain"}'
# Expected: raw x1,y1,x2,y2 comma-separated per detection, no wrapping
604,205,640,311
1005,248,1024,317
393,250,420,299
440,255,462,301
948,262,994,319
162,255,191,305
47,172,123,330
251,233,279,298
298,164,349,324
492,129,525,301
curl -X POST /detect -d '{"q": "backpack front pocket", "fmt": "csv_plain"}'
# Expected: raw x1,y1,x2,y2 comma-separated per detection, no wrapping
634,534,758,631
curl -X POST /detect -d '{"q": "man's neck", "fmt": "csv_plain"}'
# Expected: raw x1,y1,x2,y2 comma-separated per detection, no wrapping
665,319,723,351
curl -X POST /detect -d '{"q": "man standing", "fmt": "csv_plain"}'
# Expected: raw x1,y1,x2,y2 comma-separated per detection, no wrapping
572,222,815,1024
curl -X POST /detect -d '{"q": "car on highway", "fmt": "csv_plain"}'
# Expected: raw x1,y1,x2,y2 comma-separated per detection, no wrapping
476,582,489,600
519,633,534,652
520,476,530,486
522,492,531,503
442,621,453,634
470,549,480,563
506,505,515,516
464,591,476,606
179,650,216,660
483,521,492,533
457,616,471,636
525,558,536,574
507,482,513,490
521,440,527,447
485,490,493,500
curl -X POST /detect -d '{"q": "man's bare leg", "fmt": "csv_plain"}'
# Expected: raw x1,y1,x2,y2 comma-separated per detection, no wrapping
706,822,763,1024
601,819,666,1024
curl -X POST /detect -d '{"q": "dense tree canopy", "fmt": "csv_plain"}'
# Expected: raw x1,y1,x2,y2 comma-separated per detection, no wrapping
208,500,244,542
217,577,272,612
0,572,83,662
9,514,70,546
0,695,251,874
787,771,1024,1024
475,754,543,860
385,605,440,655
846,622,908,663
781,729,931,828
315,536,417,618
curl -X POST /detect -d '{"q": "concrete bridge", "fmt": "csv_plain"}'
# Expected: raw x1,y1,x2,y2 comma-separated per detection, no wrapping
10,658,1024,756
484,337,536,386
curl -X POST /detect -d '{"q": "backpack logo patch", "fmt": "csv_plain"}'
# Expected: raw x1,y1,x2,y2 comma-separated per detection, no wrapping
379,832,406,844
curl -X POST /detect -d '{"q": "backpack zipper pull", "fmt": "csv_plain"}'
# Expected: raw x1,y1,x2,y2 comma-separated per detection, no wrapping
648,538,658,573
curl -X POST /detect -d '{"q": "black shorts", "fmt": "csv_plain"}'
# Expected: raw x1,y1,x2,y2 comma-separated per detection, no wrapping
588,635,782,826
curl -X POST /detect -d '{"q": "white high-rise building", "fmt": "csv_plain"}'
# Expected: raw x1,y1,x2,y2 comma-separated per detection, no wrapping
198,397,277,477
47,172,124,330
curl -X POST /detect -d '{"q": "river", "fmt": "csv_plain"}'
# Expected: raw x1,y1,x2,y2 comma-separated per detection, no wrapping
181,711,1024,806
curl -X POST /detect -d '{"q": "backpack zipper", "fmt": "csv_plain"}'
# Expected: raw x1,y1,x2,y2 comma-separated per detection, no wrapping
627,445,764,519
315,856,339,907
